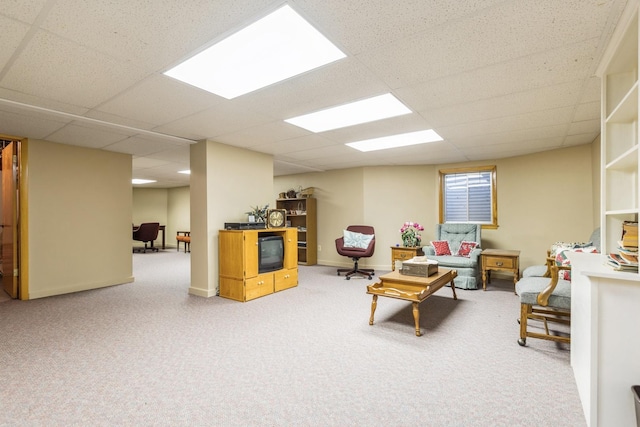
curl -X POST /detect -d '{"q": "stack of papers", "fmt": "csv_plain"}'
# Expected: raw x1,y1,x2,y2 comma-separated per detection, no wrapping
617,241,638,264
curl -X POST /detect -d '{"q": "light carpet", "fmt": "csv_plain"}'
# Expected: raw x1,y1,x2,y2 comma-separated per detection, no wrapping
0,250,584,426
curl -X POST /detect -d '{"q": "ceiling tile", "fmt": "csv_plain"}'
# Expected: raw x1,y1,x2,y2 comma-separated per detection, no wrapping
45,123,130,149
0,15,30,69
2,31,148,107
0,0,50,23
104,135,184,157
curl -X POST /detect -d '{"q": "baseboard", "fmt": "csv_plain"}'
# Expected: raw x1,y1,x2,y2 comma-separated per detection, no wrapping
28,276,135,299
188,286,218,298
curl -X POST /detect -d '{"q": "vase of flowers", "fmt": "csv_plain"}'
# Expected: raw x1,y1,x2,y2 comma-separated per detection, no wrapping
400,221,424,247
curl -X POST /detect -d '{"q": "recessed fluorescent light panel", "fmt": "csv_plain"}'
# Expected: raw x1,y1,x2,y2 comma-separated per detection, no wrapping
132,179,157,185
164,5,346,99
285,93,411,132
346,129,443,152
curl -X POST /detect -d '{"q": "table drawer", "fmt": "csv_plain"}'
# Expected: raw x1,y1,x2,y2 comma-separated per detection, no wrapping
484,256,515,269
394,250,415,260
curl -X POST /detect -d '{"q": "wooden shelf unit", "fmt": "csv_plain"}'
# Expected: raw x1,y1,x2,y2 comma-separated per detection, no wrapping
276,197,317,265
218,227,298,302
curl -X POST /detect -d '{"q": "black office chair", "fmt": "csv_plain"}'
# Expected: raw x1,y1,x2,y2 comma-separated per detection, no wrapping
133,222,160,253
335,225,375,280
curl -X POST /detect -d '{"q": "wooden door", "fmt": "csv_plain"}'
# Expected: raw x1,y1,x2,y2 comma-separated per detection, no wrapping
2,141,18,298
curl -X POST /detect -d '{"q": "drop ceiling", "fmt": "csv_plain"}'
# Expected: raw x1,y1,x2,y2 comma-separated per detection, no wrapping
0,0,628,188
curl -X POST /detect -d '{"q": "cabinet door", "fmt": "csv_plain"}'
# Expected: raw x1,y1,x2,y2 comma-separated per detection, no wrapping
246,273,274,301
283,228,298,268
244,231,259,278
275,268,298,292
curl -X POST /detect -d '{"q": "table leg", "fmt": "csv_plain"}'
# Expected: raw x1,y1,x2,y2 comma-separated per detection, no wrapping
412,302,421,336
482,268,487,291
450,279,458,300
513,269,519,294
369,295,378,325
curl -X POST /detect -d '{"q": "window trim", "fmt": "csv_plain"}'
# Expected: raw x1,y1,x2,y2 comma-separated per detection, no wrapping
438,165,498,229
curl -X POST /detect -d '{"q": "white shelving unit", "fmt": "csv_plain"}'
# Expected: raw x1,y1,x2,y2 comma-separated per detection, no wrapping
572,3,640,426
600,1,639,258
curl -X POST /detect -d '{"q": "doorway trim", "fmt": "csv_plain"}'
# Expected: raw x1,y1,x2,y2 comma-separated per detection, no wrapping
1,134,28,300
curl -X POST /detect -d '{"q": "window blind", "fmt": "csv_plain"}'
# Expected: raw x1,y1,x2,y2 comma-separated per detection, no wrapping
443,171,492,223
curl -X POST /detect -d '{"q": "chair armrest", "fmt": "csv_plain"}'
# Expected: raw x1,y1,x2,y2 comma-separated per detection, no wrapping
541,250,553,277
423,245,435,256
469,247,482,262
537,262,571,306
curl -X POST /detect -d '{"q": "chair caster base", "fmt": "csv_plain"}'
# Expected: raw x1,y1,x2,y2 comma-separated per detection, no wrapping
518,338,526,346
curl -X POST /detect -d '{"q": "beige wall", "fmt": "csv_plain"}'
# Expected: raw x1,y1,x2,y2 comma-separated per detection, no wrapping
275,144,596,274
26,139,133,298
132,188,167,225
167,186,190,244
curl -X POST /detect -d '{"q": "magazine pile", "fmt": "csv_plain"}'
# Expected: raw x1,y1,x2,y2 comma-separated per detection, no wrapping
607,252,638,272
607,240,639,272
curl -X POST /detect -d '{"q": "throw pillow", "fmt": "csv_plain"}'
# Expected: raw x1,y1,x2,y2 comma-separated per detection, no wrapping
550,241,593,258
555,246,598,280
458,241,478,257
343,230,374,249
431,240,452,256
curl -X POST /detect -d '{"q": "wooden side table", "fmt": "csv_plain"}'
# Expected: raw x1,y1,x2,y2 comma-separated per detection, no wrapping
390,246,424,270
481,249,520,291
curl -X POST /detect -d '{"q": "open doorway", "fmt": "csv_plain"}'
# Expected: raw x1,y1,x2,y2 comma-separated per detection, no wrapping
1,136,23,299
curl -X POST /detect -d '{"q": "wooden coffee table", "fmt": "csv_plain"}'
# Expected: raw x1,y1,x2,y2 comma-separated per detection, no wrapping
366,268,457,336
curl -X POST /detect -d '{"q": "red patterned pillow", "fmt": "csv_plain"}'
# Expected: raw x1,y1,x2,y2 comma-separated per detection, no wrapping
458,241,478,257
431,240,452,256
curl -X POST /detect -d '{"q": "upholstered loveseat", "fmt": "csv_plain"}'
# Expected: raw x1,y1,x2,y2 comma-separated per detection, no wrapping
422,223,482,290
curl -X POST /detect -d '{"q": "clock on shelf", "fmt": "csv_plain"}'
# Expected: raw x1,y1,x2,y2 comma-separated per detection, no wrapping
267,209,287,228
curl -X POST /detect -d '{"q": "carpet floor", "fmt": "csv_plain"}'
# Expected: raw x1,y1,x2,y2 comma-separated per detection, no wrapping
0,250,584,426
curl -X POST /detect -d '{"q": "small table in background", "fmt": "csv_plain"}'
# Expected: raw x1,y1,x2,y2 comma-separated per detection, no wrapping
481,249,520,292
390,246,424,270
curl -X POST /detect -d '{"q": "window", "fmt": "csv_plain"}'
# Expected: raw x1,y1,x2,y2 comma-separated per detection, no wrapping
439,166,497,229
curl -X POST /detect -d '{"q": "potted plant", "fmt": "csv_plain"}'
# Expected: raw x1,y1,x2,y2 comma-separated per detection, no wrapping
246,204,269,222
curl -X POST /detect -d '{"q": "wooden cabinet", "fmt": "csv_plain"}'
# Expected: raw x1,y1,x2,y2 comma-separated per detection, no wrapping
598,0,639,259
390,246,424,270
276,197,317,265
218,227,298,302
